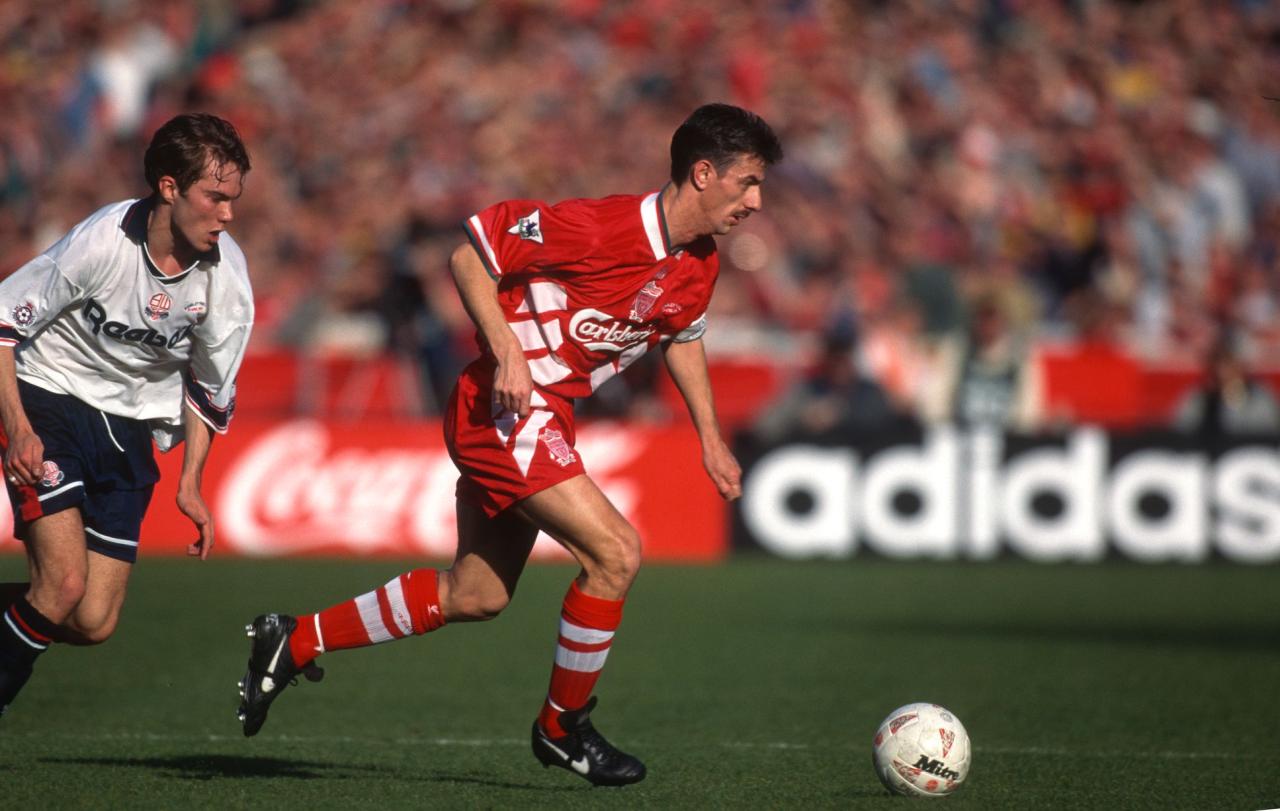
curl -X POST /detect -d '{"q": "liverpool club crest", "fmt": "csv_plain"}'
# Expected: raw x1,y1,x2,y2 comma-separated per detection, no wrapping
540,428,576,467
629,280,663,322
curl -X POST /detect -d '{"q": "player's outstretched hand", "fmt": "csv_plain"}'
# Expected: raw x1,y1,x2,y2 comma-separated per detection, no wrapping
702,436,742,501
177,486,215,560
4,428,44,487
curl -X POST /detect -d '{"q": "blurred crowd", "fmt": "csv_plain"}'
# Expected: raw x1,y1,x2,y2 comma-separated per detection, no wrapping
1,0,1278,427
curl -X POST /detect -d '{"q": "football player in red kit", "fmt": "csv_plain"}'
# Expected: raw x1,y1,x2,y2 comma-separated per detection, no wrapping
237,103,782,786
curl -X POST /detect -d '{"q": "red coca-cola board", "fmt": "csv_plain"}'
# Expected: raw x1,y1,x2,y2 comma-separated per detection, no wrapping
0,420,729,562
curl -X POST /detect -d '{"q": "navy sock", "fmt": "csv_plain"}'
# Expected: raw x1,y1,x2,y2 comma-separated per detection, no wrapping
0,598,57,713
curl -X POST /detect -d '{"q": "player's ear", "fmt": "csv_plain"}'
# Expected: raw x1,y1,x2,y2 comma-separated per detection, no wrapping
691,159,715,192
157,175,179,204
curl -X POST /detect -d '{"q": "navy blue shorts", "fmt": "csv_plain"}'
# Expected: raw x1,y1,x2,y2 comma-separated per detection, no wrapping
3,379,159,563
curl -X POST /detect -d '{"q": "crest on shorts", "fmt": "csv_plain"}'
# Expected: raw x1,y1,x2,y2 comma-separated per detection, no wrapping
40,461,65,488
10,302,36,328
507,209,543,243
145,292,172,321
540,428,576,467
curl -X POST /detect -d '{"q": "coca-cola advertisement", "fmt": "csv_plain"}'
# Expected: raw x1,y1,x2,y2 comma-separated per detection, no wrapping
0,420,729,561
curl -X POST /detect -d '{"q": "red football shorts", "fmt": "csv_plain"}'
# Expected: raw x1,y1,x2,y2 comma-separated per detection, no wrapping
444,359,585,517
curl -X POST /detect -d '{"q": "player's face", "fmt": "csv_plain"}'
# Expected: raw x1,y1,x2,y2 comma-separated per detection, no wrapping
701,154,766,236
170,160,243,253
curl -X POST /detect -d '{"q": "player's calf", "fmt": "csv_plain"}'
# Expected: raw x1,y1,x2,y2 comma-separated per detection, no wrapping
0,598,59,719
0,662,33,720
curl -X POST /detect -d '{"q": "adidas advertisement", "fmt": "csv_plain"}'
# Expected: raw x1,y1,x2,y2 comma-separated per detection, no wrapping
732,426,1280,564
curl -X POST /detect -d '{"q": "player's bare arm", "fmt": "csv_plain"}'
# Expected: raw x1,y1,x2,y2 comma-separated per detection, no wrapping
662,337,742,500
449,242,533,417
0,346,42,486
177,406,216,559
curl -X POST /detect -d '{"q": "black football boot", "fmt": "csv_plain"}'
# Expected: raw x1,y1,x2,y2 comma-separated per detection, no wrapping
531,696,646,786
237,613,323,736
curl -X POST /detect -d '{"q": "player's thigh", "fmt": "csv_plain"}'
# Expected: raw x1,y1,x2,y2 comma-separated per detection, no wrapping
443,498,539,620
512,474,640,576
24,509,91,615
61,552,133,644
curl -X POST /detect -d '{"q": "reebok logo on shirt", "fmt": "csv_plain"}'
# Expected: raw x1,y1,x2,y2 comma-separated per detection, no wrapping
82,298,193,349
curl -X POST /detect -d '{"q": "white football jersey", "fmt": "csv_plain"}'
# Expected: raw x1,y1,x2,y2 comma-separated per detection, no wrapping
0,198,253,451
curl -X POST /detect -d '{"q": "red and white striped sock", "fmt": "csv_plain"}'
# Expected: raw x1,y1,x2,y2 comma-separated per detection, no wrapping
537,580,624,738
288,568,445,667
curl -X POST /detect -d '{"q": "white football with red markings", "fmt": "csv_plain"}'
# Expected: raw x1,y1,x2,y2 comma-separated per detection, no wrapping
871,702,971,798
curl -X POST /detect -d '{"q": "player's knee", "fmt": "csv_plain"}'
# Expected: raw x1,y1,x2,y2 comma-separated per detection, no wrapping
446,586,512,622
593,524,643,594
63,603,121,645
83,616,119,644
32,570,88,621
74,613,119,645
439,568,514,622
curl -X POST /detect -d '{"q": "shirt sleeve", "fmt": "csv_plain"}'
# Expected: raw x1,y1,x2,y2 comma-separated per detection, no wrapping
672,312,708,343
0,218,100,345
668,241,717,343
463,198,596,280
184,249,254,434
184,331,247,434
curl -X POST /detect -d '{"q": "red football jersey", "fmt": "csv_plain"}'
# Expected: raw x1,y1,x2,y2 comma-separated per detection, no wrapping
463,190,719,400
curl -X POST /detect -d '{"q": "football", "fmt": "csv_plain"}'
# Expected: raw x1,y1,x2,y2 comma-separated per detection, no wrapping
871,703,971,798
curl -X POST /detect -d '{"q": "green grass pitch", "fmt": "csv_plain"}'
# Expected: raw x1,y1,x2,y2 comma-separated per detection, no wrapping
0,556,1277,809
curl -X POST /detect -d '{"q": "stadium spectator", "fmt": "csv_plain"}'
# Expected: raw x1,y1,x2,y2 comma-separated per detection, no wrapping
0,114,253,719
1172,335,1280,437
752,329,903,441
234,104,782,788
921,284,1043,431
0,1,1278,422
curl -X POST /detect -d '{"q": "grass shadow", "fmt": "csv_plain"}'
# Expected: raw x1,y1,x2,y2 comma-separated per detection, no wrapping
836,788,897,801
42,754,364,780
427,773,581,792
43,755,587,791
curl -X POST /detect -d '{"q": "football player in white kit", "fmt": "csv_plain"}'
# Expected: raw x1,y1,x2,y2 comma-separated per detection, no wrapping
0,114,254,719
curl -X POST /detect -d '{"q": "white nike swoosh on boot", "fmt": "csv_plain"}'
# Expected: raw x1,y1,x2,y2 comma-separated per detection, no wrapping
261,636,287,693
540,733,590,774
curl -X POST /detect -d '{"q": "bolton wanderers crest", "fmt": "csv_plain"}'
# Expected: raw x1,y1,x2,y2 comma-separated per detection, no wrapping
145,293,172,321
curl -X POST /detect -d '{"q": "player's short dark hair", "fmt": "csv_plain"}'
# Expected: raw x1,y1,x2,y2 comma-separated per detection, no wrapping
144,113,250,194
669,103,783,186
